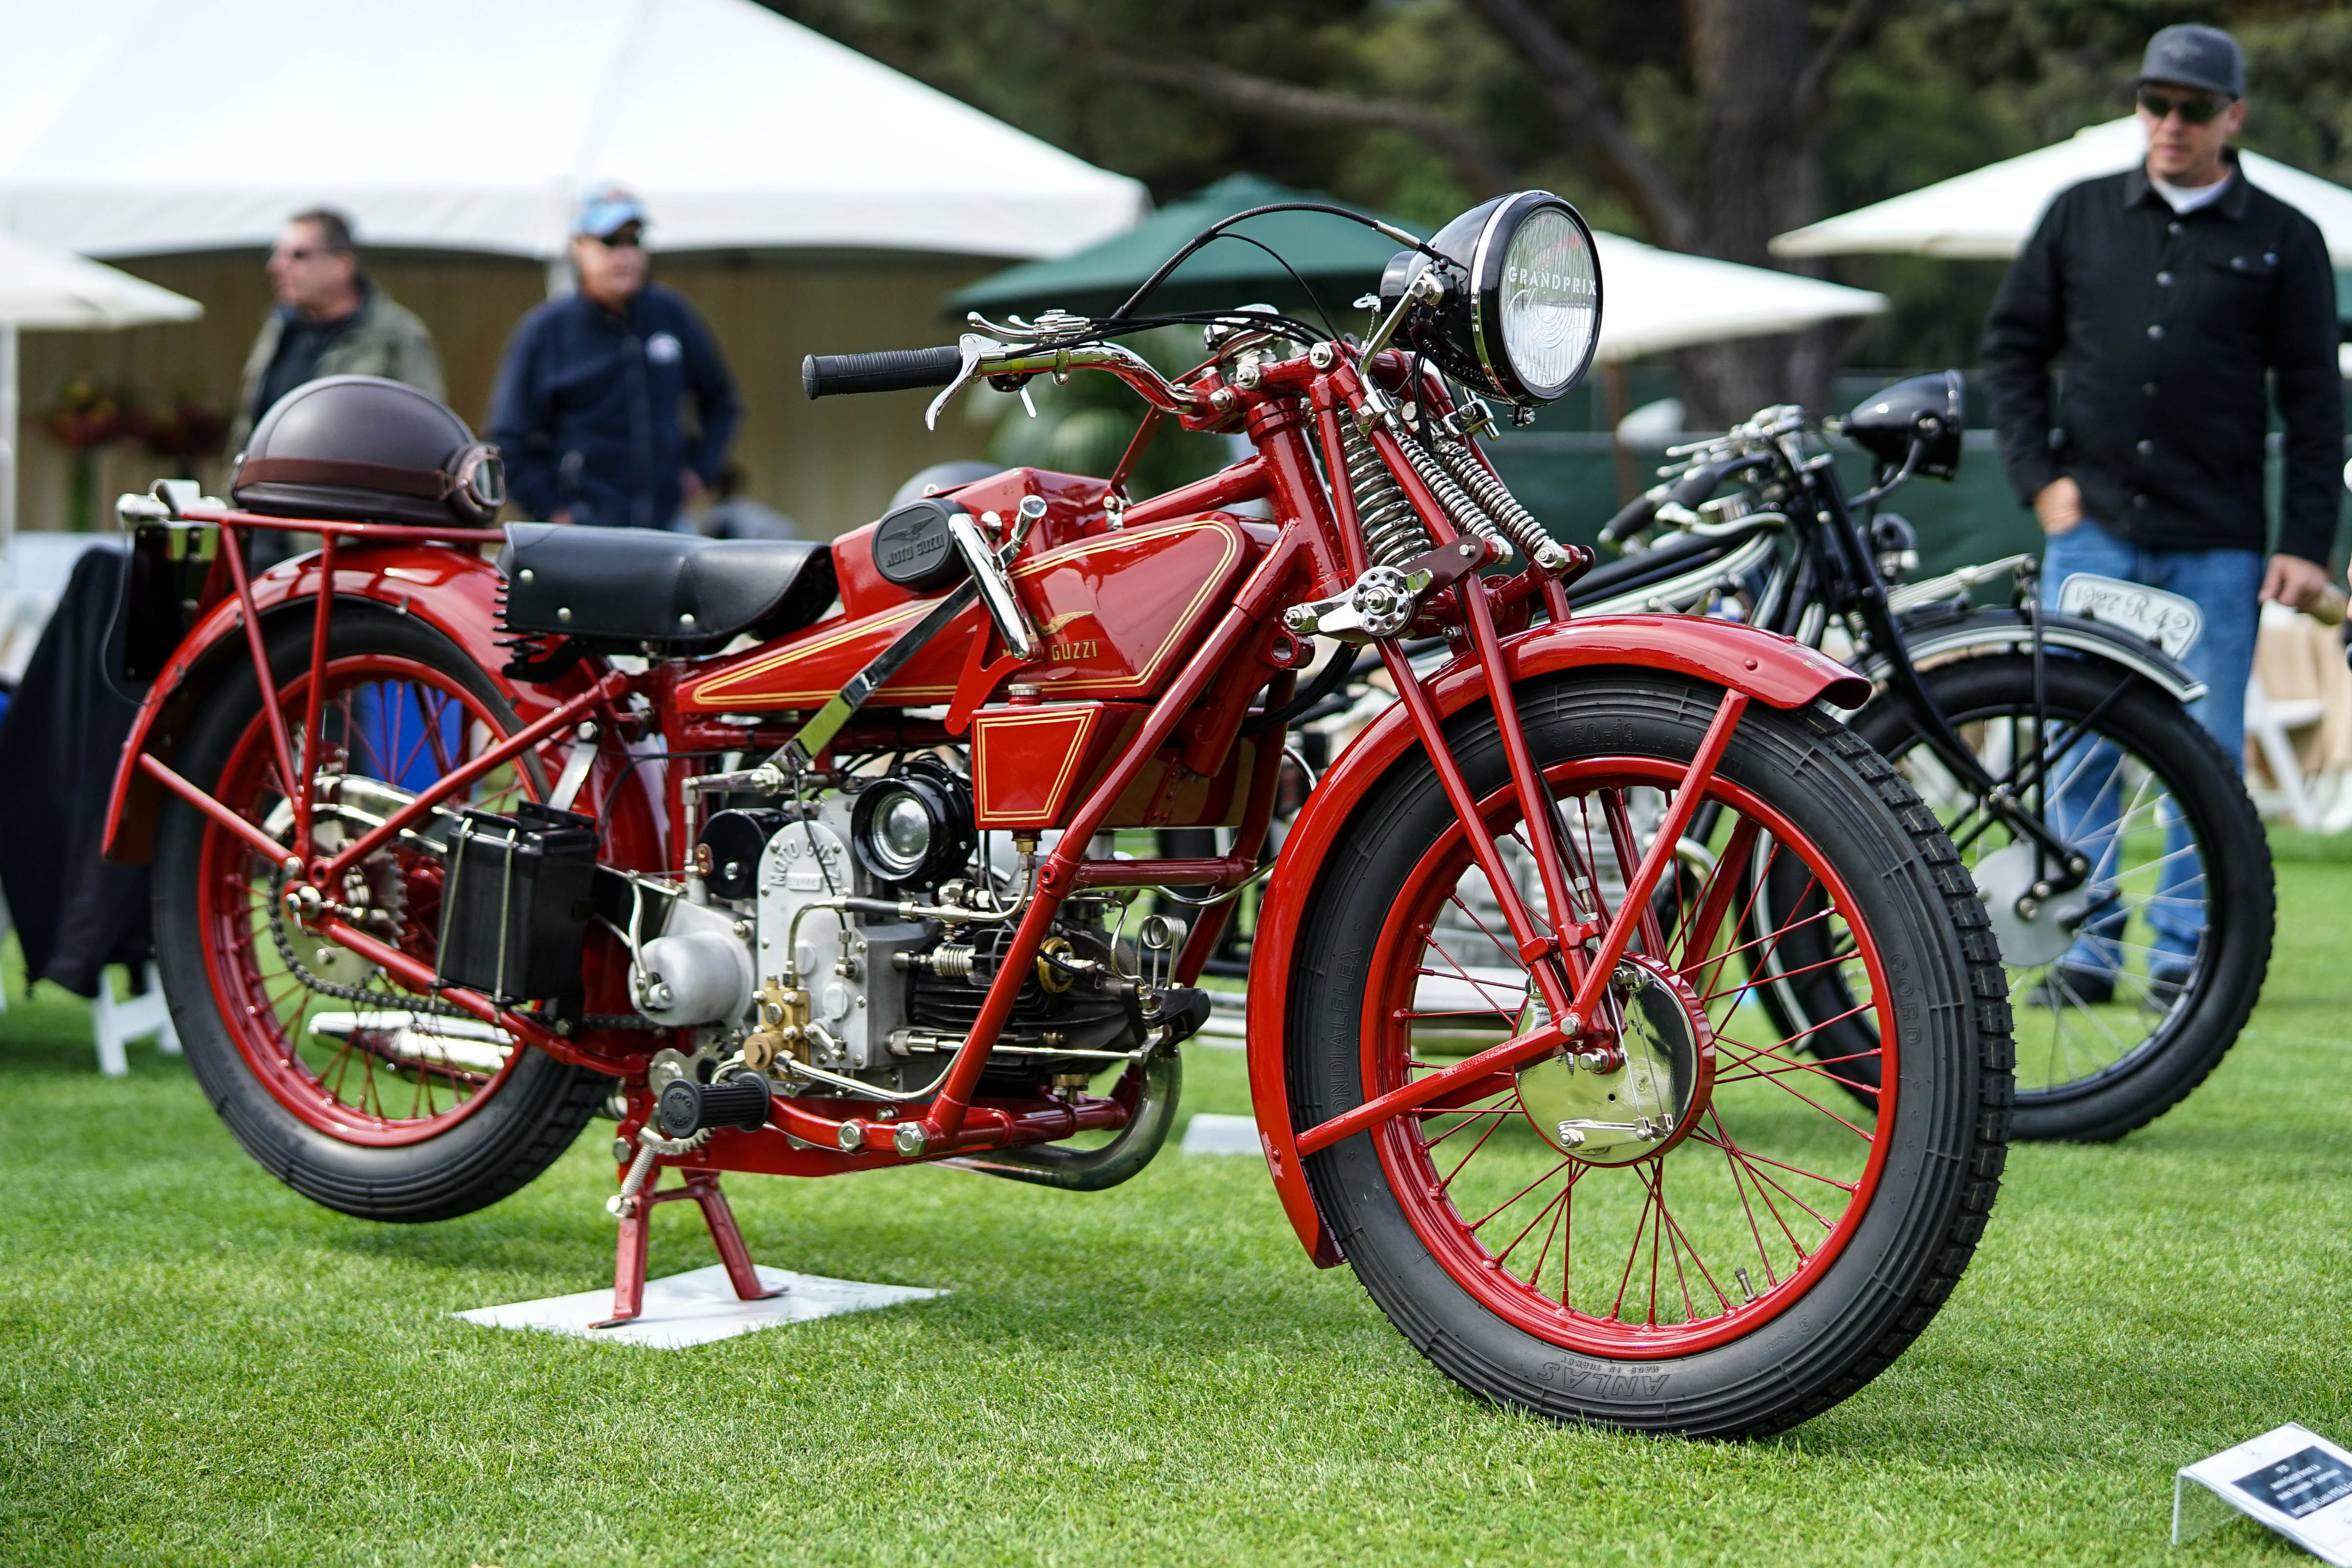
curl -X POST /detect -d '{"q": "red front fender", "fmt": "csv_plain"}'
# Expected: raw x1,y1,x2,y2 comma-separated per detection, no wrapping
103,542,592,863
1242,614,1869,1266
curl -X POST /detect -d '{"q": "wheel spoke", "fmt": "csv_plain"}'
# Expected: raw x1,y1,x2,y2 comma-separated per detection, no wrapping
192,650,536,1141
1377,756,1898,1353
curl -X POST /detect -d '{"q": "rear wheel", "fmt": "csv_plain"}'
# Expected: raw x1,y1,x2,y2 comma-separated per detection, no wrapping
154,605,608,1222
1822,656,2269,1141
1288,673,2011,1436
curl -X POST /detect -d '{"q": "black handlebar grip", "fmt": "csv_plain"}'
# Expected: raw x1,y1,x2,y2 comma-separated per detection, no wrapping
801,346,964,400
1664,462,1726,510
1598,495,1659,548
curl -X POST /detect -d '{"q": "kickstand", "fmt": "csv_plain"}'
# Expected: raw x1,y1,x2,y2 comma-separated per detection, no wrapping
591,1167,782,1329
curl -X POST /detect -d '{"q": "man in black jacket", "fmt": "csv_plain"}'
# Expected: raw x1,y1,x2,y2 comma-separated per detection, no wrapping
1981,23,2341,1005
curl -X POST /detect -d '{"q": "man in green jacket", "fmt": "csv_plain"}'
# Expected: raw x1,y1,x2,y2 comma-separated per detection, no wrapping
226,208,444,458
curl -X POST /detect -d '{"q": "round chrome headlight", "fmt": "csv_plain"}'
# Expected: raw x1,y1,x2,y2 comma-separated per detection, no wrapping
1382,191,1602,407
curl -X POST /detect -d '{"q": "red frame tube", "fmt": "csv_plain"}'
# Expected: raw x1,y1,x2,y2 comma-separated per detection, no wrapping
318,670,629,882
137,751,297,867
917,528,1310,1146
220,515,306,810
292,533,338,852
175,502,506,548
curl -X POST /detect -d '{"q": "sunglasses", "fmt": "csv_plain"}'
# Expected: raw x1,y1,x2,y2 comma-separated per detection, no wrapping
2137,88,2232,124
587,226,644,249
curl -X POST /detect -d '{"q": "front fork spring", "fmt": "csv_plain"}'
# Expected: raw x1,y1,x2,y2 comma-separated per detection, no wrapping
1340,420,1432,569
1429,433,1572,572
1384,423,1516,568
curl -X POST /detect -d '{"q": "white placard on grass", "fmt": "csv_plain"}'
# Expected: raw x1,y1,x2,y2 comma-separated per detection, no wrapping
1181,1112,1263,1155
455,1264,943,1349
2174,1422,2352,1561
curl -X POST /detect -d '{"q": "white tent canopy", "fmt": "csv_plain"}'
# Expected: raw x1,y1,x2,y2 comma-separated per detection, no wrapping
1772,117,2352,263
1592,232,1886,361
0,230,201,549
0,0,1146,262
0,230,203,330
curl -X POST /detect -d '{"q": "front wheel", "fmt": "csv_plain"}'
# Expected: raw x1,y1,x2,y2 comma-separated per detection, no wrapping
1287,672,2012,1436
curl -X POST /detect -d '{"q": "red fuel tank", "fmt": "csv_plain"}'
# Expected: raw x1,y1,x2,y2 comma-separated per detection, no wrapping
680,508,1264,713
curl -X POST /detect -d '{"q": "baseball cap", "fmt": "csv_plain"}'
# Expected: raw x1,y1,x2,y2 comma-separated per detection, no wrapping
2139,23,2244,99
574,184,649,239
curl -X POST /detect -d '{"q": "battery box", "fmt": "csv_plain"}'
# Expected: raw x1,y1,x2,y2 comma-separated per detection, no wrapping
433,801,599,1005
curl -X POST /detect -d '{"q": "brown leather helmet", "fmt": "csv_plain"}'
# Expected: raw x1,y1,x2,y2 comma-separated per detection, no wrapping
231,375,505,526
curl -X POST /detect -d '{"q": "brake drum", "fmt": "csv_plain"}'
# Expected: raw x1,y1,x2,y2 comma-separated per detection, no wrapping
1515,954,1714,1165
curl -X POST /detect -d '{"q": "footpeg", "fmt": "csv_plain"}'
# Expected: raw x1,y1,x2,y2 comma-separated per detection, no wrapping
656,1073,775,1138
1143,987,1213,1048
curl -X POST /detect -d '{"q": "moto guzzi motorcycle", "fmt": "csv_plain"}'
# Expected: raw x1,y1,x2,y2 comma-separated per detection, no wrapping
108,192,2011,1437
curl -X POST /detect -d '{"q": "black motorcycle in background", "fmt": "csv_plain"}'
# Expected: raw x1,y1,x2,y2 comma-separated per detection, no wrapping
1204,373,2271,1143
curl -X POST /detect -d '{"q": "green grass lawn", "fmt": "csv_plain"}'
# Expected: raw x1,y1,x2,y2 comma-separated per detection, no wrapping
3,834,2350,1566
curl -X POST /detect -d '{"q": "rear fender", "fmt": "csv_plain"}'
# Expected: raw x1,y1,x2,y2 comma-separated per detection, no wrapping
103,542,618,862
1243,614,1868,1265
1867,606,2207,704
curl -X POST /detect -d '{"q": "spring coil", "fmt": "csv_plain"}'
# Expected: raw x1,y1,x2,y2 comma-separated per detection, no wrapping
1430,434,1571,571
1386,424,1517,567
1339,420,1433,569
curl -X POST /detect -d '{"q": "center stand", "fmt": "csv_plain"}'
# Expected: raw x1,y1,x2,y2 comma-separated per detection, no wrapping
592,1166,781,1329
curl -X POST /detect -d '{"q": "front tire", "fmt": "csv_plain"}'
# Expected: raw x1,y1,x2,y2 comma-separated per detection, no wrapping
153,604,608,1222
1287,672,2011,1436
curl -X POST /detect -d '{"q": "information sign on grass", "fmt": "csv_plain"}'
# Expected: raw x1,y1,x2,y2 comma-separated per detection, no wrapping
2174,1423,2352,1561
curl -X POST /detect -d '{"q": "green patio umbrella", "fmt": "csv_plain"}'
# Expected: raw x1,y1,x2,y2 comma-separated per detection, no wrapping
948,174,1422,330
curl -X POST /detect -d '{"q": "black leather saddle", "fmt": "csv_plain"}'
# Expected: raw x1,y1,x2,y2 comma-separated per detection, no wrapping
497,523,838,650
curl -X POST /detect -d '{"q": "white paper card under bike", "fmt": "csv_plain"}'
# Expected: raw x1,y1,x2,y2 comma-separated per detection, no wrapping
2173,1423,2352,1562
2057,573,2203,660
456,1264,942,1350
102,189,2013,1437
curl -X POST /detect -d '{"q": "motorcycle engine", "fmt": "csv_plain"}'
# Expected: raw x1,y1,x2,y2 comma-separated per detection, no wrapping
654,757,1188,1097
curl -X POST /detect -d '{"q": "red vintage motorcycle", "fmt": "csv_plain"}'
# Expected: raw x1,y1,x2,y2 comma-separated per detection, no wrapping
107,192,2010,1437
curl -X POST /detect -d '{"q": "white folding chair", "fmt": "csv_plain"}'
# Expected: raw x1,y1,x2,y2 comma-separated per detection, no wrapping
2244,671,2327,832
90,963,180,1077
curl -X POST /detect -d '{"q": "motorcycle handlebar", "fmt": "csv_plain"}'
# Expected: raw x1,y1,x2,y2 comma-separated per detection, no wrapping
802,346,964,400
1599,455,1777,548
1598,495,1658,549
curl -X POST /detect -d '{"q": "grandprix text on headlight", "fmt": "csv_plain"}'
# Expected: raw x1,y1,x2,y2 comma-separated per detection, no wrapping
1491,203,1599,402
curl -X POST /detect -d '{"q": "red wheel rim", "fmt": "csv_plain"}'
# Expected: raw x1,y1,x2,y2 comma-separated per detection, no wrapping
196,653,543,1146
1362,757,1898,1358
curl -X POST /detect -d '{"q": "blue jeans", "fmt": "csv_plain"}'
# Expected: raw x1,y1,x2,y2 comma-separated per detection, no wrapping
2034,519,2261,980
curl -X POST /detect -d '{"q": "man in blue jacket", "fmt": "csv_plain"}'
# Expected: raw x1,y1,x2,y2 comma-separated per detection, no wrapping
489,187,742,529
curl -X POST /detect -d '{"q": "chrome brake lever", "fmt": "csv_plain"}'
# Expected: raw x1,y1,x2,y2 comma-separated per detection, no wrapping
925,332,998,431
